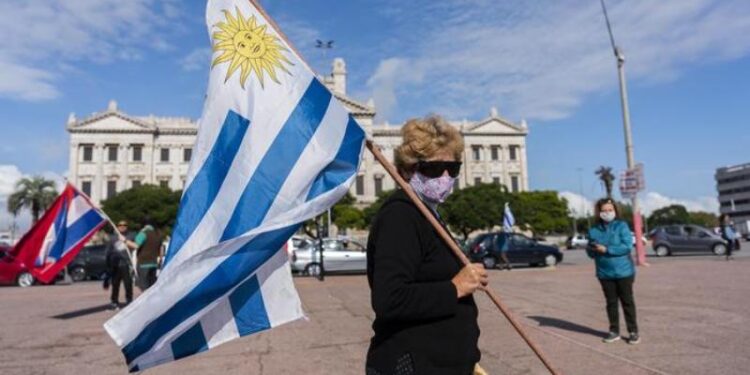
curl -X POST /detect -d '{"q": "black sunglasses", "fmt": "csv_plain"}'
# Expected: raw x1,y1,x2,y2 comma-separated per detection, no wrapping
417,160,462,178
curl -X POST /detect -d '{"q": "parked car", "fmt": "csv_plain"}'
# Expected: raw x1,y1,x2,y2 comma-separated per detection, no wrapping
290,238,367,276
650,225,729,256
565,234,589,249
0,245,35,287
68,244,108,282
467,232,563,269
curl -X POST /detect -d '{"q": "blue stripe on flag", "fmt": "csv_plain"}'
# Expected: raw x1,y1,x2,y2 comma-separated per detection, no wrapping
306,115,364,201
46,202,69,261
63,210,105,250
221,78,331,241
229,275,271,336
122,224,299,365
171,322,208,361
165,111,252,266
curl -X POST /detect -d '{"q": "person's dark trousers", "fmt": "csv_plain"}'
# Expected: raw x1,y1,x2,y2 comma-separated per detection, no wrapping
137,266,157,291
599,276,637,334
111,265,133,304
726,240,734,258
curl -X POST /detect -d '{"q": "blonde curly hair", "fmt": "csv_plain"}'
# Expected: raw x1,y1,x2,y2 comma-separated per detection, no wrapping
394,115,464,178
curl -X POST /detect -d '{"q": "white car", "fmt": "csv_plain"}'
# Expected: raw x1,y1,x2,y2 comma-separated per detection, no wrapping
566,234,589,249
290,238,367,276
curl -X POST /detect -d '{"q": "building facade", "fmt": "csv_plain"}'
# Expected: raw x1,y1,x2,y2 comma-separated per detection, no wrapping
716,162,750,223
67,59,529,205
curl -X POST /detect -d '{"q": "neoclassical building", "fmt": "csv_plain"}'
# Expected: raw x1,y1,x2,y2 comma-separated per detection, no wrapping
67,59,528,205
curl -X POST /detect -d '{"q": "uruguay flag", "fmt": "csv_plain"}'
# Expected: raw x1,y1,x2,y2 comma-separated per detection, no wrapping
104,0,365,371
503,202,515,232
13,183,106,284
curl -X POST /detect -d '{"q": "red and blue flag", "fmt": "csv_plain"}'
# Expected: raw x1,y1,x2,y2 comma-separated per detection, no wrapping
12,183,107,284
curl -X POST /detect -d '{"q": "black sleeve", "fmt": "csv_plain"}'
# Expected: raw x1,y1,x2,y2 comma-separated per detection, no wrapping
370,203,458,322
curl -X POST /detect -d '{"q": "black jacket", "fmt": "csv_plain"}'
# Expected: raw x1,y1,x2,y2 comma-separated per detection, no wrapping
366,190,480,375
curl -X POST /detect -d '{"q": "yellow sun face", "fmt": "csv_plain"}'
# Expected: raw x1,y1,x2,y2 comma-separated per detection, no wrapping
211,7,293,88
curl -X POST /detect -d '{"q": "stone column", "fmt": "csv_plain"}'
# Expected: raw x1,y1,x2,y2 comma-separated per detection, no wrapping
120,144,129,190
520,145,529,191
94,144,104,203
68,143,79,187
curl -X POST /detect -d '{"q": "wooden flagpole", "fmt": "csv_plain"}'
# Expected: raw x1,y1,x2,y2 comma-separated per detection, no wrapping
246,1,560,373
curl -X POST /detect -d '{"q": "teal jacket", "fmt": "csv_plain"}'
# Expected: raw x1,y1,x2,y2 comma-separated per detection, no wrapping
587,220,635,280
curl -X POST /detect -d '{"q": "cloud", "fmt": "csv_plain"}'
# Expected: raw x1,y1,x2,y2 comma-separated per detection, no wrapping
180,48,212,72
0,164,66,234
0,0,183,101
558,191,594,218
559,190,719,219
366,0,750,122
366,58,425,121
640,191,719,215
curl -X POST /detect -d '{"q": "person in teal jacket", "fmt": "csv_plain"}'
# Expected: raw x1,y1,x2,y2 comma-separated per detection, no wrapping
587,198,640,345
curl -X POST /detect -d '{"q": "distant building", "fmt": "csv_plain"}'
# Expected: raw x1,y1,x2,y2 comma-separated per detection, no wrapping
67,59,529,205
716,162,750,223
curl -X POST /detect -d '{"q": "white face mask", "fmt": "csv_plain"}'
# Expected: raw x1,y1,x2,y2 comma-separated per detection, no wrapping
600,211,616,222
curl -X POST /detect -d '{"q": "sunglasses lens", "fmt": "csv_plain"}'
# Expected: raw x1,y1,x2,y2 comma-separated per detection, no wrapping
418,161,462,178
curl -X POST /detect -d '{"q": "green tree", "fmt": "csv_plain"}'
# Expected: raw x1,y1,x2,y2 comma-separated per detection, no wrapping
595,166,616,198
441,183,509,239
333,205,364,232
647,204,690,228
511,191,570,234
687,211,718,228
302,193,364,238
7,176,58,224
101,185,182,233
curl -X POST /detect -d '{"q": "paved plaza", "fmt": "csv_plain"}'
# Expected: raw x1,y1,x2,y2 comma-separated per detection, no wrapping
1,248,749,375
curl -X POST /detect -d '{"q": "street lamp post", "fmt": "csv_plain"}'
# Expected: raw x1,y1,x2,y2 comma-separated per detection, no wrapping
600,0,647,266
315,39,335,239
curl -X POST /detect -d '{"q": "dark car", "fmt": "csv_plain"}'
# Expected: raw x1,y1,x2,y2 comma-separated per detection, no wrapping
466,232,563,269
650,225,728,257
68,244,109,281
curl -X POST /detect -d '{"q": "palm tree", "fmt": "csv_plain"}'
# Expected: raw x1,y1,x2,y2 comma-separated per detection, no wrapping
7,177,58,224
595,166,616,198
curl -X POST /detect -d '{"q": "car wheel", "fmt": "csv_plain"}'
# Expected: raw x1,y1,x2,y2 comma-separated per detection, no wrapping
544,255,557,267
305,263,322,277
482,256,497,270
17,272,34,288
654,245,670,257
70,266,87,282
713,243,727,256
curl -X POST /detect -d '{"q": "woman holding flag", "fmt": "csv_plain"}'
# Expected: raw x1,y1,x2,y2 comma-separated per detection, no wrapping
366,115,488,375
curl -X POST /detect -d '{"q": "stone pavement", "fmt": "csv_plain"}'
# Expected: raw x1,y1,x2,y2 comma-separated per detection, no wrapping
1,252,749,375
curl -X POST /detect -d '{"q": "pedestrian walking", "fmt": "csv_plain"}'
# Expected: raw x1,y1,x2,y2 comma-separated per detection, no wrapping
134,218,162,291
587,198,640,345
103,220,137,310
366,115,488,375
719,214,737,261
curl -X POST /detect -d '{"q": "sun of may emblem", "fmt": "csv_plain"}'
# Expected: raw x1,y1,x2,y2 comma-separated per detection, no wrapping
211,7,293,88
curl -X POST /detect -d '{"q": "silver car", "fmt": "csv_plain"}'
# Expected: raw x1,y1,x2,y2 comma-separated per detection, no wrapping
290,238,367,276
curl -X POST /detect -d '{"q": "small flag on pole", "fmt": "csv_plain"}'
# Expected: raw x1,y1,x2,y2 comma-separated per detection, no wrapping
503,202,515,232
103,0,365,372
12,183,106,284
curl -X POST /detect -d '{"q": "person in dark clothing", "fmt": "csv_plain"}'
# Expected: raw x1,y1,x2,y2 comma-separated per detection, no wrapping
719,214,736,261
587,198,640,345
366,115,488,375
104,220,137,310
